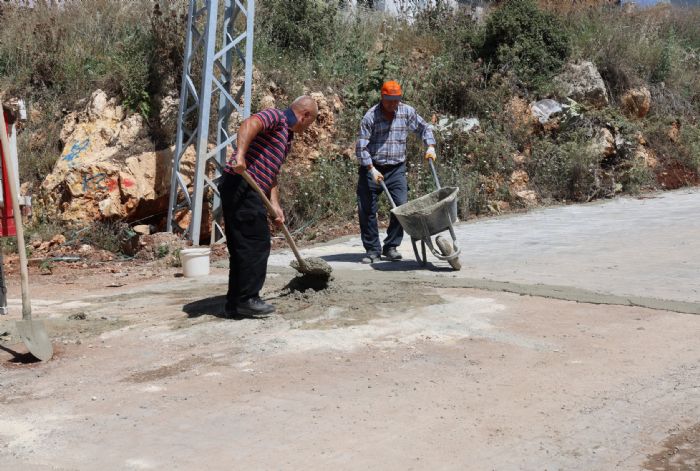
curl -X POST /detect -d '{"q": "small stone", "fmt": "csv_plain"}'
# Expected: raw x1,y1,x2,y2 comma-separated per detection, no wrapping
133,224,150,236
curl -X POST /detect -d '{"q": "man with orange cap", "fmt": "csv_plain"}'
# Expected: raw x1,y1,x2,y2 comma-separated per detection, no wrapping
355,80,436,263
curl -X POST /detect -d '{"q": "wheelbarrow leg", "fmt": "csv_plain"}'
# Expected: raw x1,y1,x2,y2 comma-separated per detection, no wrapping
411,237,428,267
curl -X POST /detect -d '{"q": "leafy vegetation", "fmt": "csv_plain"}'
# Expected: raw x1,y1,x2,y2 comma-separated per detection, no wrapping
0,0,698,247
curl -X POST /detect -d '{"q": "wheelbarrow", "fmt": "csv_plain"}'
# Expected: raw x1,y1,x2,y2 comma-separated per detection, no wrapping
380,159,462,270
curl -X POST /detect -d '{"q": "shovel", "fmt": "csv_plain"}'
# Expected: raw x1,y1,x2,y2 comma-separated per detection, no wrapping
0,101,53,361
240,171,332,278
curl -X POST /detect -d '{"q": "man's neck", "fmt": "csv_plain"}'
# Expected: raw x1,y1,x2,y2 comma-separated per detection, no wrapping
380,103,395,121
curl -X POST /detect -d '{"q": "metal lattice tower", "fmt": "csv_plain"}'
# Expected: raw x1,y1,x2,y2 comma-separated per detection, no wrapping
167,0,255,245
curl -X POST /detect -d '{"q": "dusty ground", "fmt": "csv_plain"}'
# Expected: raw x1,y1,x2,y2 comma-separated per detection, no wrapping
1,189,699,470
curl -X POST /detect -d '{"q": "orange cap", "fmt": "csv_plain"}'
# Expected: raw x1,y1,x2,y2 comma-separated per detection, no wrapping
381,80,402,100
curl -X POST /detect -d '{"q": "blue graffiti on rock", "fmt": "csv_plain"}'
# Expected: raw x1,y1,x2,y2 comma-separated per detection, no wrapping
63,139,90,163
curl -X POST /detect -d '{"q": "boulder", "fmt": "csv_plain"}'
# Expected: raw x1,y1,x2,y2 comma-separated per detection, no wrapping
621,87,651,118
41,90,197,224
590,128,616,158
554,61,609,108
505,97,538,134
509,170,538,206
634,146,658,168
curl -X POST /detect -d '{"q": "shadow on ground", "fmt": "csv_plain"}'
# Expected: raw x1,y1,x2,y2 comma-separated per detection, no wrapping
370,260,454,273
182,295,228,319
0,344,41,364
319,253,366,263
182,296,273,321
320,252,453,272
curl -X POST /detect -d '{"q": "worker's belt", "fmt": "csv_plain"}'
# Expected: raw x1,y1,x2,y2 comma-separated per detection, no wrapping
371,162,404,172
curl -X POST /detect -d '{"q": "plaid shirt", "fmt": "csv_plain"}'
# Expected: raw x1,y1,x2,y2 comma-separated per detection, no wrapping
355,102,435,167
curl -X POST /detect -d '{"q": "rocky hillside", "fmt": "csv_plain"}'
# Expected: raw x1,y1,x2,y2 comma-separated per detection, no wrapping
0,0,698,251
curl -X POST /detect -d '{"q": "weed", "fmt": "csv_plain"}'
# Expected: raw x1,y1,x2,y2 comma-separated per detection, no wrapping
170,248,182,268
79,220,132,255
39,259,53,275
156,244,170,259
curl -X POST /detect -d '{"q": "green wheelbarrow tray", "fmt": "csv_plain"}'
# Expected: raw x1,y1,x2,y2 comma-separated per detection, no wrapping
390,186,462,267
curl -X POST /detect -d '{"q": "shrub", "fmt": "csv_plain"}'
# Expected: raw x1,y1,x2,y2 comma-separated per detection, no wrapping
257,0,341,56
481,0,570,87
528,130,603,202
106,28,153,117
281,155,358,236
79,221,133,254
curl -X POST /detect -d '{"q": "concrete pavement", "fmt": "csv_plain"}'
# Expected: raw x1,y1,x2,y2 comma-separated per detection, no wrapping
269,188,700,312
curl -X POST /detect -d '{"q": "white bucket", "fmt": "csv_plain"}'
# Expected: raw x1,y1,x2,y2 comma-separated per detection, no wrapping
180,247,211,277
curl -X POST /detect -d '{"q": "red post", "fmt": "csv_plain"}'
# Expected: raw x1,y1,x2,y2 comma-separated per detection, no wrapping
0,111,17,237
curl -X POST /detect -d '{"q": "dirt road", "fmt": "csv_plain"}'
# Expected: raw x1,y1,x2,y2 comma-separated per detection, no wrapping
1,189,699,470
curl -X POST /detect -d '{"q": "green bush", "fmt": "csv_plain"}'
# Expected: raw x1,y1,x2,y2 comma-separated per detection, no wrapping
281,155,358,235
257,0,341,56
481,0,570,87
528,131,602,202
108,28,153,117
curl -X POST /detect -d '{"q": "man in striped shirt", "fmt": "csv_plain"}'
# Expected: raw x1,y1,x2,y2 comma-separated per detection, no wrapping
355,80,436,263
219,96,318,318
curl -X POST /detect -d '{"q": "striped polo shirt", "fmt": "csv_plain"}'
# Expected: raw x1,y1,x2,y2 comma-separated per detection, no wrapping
225,108,294,194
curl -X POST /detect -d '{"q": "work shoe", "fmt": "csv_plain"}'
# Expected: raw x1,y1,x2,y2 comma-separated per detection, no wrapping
237,297,275,316
222,309,246,320
382,246,403,261
361,252,380,264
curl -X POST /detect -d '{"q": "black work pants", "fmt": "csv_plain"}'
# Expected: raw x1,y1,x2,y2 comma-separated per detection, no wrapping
218,172,271,311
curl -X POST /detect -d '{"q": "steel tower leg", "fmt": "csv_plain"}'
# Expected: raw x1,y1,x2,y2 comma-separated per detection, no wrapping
167,0,255,246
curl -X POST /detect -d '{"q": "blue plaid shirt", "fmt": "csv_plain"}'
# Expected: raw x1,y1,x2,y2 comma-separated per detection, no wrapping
356,102,436,167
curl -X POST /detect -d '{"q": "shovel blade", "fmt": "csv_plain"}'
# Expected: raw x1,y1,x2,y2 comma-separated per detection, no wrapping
16,319,53,361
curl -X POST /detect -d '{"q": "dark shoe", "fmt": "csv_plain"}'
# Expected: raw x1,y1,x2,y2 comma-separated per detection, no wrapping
223,309,243,319
237,297,275,316
361,252,380,264
382,246,403,261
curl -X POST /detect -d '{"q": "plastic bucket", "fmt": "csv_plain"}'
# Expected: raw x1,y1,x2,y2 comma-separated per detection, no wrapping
180,247,211,277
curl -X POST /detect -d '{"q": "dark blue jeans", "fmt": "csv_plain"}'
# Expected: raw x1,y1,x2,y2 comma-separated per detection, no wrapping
357,162,408,256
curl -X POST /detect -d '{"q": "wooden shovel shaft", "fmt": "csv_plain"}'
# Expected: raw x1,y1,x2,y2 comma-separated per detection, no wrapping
239,171,310,271
0,102,31,320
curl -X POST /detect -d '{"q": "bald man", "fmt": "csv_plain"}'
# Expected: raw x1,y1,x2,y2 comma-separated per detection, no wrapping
219,96,318,318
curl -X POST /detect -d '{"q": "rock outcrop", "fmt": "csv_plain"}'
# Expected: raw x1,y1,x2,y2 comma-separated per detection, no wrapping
554,61,609,108
621,87,651,118
42,90,196,224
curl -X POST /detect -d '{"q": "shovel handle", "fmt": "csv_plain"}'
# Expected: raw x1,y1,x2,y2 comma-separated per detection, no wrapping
239,171,309,271
0,102,31,320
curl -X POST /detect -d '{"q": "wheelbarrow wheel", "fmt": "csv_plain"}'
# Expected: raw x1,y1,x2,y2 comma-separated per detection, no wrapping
436,235,461,271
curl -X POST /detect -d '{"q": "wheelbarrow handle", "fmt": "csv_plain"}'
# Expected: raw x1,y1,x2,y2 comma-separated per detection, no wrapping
428,158,442,190
379,180,398,209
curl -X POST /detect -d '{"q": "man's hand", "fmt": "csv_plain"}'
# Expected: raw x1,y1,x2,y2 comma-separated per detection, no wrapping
271,203,285,226
369,167,384,183
231,156,247,175
424,145,437,161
